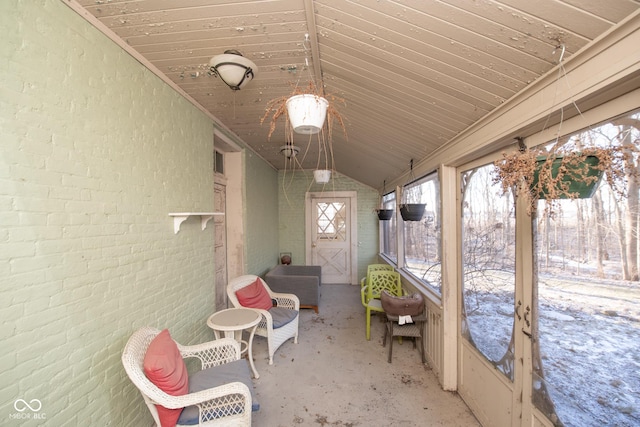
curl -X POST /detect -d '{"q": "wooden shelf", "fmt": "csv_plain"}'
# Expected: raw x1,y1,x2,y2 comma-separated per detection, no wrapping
168,212,224,234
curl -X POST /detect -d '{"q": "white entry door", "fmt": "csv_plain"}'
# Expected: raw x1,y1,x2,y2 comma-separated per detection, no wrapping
306,191,357,284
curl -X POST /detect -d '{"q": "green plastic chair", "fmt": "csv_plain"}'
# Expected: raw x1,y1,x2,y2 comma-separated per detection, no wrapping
361,270,402,340
359,264,394,289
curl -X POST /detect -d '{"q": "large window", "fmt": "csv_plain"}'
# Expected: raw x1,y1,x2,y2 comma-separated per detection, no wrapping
532,111,640,427
402,172,442,294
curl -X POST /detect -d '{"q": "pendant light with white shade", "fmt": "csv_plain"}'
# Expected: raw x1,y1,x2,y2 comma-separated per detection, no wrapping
208,50,257,91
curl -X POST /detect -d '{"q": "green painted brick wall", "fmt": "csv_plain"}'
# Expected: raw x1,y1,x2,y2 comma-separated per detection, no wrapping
245,152,279,276
0,2,380,425
277,170,380,282
0,1,226,424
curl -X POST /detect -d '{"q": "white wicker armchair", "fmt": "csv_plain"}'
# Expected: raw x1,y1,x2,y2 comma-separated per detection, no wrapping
122,327,253,427
227,275,300,365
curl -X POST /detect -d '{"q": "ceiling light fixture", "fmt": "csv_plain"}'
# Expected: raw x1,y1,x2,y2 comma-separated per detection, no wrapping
208,49,257,90
279,144,300,159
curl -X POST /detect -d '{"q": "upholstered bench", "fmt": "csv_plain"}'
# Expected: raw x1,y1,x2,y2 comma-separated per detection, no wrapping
265,265,321,313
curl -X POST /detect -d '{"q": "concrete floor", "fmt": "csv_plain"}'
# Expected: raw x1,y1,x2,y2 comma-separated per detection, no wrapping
247,283,481,426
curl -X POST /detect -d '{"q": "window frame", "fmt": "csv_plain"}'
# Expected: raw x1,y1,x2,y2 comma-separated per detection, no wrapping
379,170,443,299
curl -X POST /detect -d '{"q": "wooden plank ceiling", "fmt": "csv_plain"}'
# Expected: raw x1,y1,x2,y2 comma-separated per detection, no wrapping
74,0,640,189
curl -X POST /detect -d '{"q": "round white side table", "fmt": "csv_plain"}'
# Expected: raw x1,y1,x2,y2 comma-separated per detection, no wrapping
207,308,261,378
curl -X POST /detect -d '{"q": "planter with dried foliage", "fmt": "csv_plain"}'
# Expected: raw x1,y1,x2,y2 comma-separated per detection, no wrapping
261,81,346,141
261,81,347,178
493,146,629,215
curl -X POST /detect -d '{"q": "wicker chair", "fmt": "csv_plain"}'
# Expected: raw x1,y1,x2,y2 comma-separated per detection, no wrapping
227,275,300,365
122,327,253,427
361,270,403,340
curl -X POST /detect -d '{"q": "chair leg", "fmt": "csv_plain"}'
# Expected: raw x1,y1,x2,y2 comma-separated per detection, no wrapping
382,321,388,347
387,325,394,363
366,309,371,340
367,309,371,341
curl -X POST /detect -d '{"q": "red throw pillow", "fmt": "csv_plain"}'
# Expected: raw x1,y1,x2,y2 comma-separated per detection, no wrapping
235,277,273,310
143,329,189,427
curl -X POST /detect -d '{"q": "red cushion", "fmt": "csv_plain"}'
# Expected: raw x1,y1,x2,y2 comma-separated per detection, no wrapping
235,277,273,310
143,329,189,427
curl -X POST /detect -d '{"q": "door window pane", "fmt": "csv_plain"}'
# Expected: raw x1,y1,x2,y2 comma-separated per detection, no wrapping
316,202,346,241
461,163,516,380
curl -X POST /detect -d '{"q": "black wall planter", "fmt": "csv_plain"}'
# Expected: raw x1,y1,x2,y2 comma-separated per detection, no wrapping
399,204,426,221
376,209,393,220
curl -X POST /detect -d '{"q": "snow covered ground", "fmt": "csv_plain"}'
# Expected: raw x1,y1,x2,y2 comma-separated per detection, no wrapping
466,273,639,426
537,274,639,427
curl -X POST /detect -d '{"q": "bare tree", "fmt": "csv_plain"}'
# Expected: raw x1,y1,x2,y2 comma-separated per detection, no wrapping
592,190,606,278
618,123,640,280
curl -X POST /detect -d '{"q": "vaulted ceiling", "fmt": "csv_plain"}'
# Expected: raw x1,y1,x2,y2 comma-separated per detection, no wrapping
72,0,640,189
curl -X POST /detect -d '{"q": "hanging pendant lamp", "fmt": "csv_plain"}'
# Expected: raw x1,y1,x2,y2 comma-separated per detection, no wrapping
208,50,257,90
279,144,300,159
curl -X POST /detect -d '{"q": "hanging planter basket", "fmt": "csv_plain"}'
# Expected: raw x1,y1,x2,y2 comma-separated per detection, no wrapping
376,209,393,221
314,169,331,184
400,204,426,221
286,94,329,135
531,155,603,199
399,159,426,221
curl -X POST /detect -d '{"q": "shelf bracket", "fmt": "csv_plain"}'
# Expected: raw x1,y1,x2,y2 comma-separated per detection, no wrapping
169,212,224,234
